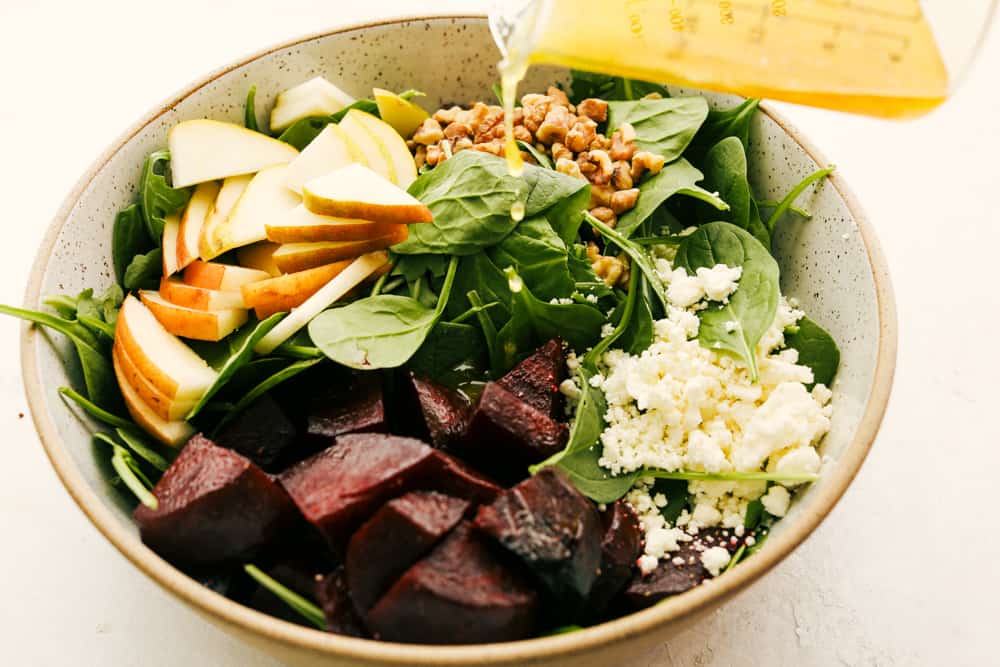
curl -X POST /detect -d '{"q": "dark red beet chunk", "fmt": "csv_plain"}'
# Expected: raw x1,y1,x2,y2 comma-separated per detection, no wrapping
366,523,538,644
306,372,386,439
215,394,296,472
589,500,642,613
497,338,566,419
474,468,602,604
464,382,568,481
623,527,743,610
134,434,292,565
279,433,499,549
317,567,366,637
347,491,469,614
408,375,472,451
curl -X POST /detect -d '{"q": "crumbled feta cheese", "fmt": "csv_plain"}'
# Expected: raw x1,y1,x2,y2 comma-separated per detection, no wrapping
637,555,659,575
626,485,692,565
586,293,599,304
559,378,581,400
700,546,732,577
601,323,616,338
656,262,742,308
732,383,831,471
760,485,791,517
770,445,822,486
696,264,742,302
549,297,574,305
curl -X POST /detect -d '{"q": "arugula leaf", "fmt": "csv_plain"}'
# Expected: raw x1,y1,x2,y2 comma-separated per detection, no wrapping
123,248,163,290
393,151,588,256
698,137,769,246
674,222,780,381
244,85,260,132
275,99,380,150
615,158,728,238
309,258,459,370
686,97,761,164
568,70,670,103
407,321,488,387
488,217,574,302
784,315,840,389
607,97,708,162
139,150,191,243
111,204,153,287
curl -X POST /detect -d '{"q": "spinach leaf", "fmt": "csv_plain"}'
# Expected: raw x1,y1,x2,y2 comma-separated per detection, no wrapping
567,244,614,301
568,70,670,103
275,99,380,150
784,315,840,389
616,276,654,355
764,166,836,234
517,140,553,170
393,152,587,256
488,217,574,302
139,150,191,243
95,433,158,509
391,254,450,283
445,252,512,327
116,427,172,472
651,478,690,524
587,213,670,312
674,222,780,381
244,85,260,132
186,314,284,419
407,321,488,387
607,97,708,162
212,357,323,434
698,137,769,247
686,97,760,164
309,257,459,370
111,204,153,287
615,158,728,238
58,387,130,429
123,248,163,291
467,290,500,372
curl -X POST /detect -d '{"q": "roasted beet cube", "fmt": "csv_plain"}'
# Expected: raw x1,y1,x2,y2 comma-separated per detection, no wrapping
306,372,386,439
464,382,568,482
474,469,602,604
406,374,472,451
589,500,642,612
366,523,538,644
497,338,565,419
317,567,366,637
134,434,292,565
347,491,469,614
623,527,743,609
215,394,297,472
279,433,499,549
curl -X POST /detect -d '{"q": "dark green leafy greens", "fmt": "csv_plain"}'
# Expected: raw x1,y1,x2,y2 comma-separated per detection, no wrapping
275,99,380,150
244,85,260,132
784,316,840,389
686,97,760,164
138,150,190,243
568,70,670,103
487,216,575,302
123,248,163,290
697,137,769,246
112,205,153,287
765,166,836,233
615,158,727,238
607,97,708,162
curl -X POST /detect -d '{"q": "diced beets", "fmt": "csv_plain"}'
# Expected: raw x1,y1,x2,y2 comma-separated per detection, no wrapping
474,469,602,604
366,523,538,644
408,375,472,451
316,567,366,637
134,434,292,565
306,372,386,439
347,491,469,614
622,527,743,609
589,500,642,612
497,338,566,419
463,382,568,482
279,433,499,549
215,394,297,472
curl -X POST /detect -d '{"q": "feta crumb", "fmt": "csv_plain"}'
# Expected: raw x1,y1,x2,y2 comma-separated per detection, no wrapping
637,555,659,575
549,297,574,305
760,485,791,517
559,378,581,400
700,546,732,577
696,264,742,302
652,493,668,507
586,293,599,304
601,323,616,338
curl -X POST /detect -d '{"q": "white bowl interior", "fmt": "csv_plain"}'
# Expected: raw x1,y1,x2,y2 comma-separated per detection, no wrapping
28,16,879,584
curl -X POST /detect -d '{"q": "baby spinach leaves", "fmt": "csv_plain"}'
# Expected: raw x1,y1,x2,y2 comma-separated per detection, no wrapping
517,140,553,170
139,150,190,243
686,97,760,164
607,97,708,163
698,137,769,247
568,70,670,103
784,316,840,389
407,321,488,387
112,205,153,287
587,213,670,311
674,222,780,381
275,99,380,150
123,248,163,290
615,158,727,238
764,165,836,234
244,85,260,132
488,216,575,302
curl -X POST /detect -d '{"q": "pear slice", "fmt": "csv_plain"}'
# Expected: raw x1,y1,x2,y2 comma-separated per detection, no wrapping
285,124,362,194
302,164,432,225
374,89,429,139
112,349,195,447
242,259,354,319
168,119,299,188
236,242,282,277
266,204,401,244
140,291,248,342
177,181,220,271
159,277,247,311
112,341,196,422
198,175,253,260
183,260,271,291
349,108,418,189
272,226,408,273
339,111,394,183
161,212,182,277
270,77,356,133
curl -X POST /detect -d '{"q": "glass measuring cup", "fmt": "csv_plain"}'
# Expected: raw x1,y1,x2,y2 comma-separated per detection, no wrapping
491,0,997,119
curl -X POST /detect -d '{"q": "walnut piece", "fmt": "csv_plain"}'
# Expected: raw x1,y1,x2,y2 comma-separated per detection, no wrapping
412,118,444,146
576,98,608,122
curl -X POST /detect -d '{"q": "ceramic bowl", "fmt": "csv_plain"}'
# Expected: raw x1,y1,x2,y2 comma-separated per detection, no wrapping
20,14,896,667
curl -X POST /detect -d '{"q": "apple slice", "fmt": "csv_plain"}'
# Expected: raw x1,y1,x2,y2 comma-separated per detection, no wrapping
140,291,248,342
302,164,432,225
112,351,195,447
339,111,394,183
115,295,218,402
241,258,387,319
255,251,389,355
112,342,196,422
272,226,408,273
177,181,221,270
169,119,299,188
270,77,356,133
202,164,300,259
160,277,246,311
199,174,253,260
348,108,418,189
183,261,271,291
284,124,362,194
236,242,282,277
265,205,400,244
161,212,182,277
374,88,429,139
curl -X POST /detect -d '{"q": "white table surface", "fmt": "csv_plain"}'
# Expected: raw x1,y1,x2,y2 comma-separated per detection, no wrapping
2,2,998,665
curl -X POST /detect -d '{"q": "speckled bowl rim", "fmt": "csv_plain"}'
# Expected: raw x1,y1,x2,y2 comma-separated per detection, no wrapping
20,13,896,666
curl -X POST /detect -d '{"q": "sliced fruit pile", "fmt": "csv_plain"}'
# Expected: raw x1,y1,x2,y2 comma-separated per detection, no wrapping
112,79,432,446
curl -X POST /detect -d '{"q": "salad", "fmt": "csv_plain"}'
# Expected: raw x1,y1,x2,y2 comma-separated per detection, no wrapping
3,71,839,643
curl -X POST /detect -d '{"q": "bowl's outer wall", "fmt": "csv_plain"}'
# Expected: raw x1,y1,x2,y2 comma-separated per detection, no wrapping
23,16,890,667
